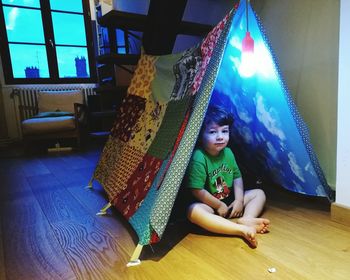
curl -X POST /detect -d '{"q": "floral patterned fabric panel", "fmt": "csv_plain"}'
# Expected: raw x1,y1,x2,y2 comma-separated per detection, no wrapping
147,96,192,160
129,157,170,245
150,52,184,103
93,137,125,200
192,12,231,94
112,154,163,220
110,95,146,142
127,54,158,99
103,145,145,199
127,95,167,153
154,110,190,190
171,46,202,99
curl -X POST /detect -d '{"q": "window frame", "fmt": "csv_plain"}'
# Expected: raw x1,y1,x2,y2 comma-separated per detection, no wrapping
0,0,97,84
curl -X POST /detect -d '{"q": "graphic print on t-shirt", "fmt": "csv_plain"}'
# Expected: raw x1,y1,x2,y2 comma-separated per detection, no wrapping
212,175,230,200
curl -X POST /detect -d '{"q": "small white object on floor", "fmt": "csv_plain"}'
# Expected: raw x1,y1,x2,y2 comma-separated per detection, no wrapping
126,259,141,267
268,267,277,273
47,143,72,153
47,146,73,153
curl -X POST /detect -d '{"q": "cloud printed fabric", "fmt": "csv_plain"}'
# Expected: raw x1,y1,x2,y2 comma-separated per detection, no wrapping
210,0,333,199
93,1,332,246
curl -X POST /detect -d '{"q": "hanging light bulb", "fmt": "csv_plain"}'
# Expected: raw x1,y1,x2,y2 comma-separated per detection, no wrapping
239,0,256,78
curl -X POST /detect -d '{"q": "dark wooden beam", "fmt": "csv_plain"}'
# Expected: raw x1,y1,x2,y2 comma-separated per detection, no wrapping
178,21,212,36
98,10,147,31
142,0,188,55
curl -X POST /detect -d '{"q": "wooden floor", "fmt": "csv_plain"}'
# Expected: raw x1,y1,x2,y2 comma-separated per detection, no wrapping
0,143,350,280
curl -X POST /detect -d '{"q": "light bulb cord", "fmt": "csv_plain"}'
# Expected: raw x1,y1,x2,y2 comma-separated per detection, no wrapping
246,0,249,32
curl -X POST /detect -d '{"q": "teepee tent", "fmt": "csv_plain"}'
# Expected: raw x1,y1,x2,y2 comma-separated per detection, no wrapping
89,0,333,265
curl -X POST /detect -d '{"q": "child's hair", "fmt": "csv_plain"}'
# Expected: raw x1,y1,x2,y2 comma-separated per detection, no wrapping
201,104,234,133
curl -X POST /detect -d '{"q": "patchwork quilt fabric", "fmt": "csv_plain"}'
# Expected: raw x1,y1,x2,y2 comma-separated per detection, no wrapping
93,11,231,244
93,1,333,246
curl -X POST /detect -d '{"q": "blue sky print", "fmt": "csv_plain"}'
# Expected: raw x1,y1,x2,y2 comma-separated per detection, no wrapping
209,1,332,198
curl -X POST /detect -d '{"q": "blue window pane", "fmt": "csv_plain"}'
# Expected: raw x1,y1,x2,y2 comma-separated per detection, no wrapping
56,46,90,78
49,0,82,13
2,0,40,8
9,44,49,78
4,7,45,43
52,12,86,46
116,29,125,46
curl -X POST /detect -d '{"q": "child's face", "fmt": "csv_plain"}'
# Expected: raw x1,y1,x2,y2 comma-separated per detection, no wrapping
201,121,230,156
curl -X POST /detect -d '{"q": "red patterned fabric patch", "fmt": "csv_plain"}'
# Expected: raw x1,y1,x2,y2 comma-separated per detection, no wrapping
104,145,144,199
113,154,162,219
192,13,230,93
150,231,160,244
110,95,146,142
93,137,125,200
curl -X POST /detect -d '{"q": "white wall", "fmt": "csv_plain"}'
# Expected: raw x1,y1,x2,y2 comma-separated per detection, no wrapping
336,0,350,207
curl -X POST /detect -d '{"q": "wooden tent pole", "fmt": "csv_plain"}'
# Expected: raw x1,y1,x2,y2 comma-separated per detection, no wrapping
96,202,112,216
127,244,143,267
85,175,94,189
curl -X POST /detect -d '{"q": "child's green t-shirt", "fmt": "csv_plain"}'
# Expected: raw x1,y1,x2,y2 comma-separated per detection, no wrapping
186,147,242,200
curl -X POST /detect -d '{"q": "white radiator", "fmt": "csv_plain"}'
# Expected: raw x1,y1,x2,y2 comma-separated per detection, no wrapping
12,85,96,109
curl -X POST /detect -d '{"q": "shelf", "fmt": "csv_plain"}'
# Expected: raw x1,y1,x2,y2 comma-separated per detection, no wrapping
98,10,148,31
97,53,141,65
95,85,128,95
89,131,111,138
90,110,117,118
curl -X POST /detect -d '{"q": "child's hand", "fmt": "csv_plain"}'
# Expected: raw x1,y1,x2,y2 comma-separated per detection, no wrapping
229,200,244,218
216,202,229,217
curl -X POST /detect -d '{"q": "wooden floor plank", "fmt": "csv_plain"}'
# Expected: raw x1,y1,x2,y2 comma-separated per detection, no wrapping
2,195,45,231
50,216,132,280
67,184,109,213
33,187,92,224
18,158,51,177
38,154,69,169
56,167,94,189
1,146,350,279
262,205,350,279
3,221,76,280
57,153,96,170
39,156,94,188
168,235,302,280
77,148,102,166
1,192,76,280
26,173,66,192
0,171,33,202
67,185,138,252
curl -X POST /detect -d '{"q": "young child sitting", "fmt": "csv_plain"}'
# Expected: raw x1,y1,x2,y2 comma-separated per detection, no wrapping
186,105,270,247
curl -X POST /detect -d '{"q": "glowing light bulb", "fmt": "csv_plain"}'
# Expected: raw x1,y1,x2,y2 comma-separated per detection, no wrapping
239,31,256,78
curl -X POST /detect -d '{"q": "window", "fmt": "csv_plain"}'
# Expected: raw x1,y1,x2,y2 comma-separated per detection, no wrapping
0,0,96,84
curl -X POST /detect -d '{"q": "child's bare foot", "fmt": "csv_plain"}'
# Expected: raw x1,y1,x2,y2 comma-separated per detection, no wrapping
239,225,257,248
237,217,270,234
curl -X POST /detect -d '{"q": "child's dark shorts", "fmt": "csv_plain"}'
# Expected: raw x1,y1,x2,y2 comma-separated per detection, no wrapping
221,190,236,206
186,188,236,207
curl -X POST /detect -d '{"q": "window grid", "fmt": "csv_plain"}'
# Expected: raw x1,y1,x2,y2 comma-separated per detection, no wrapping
0,0,96,84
